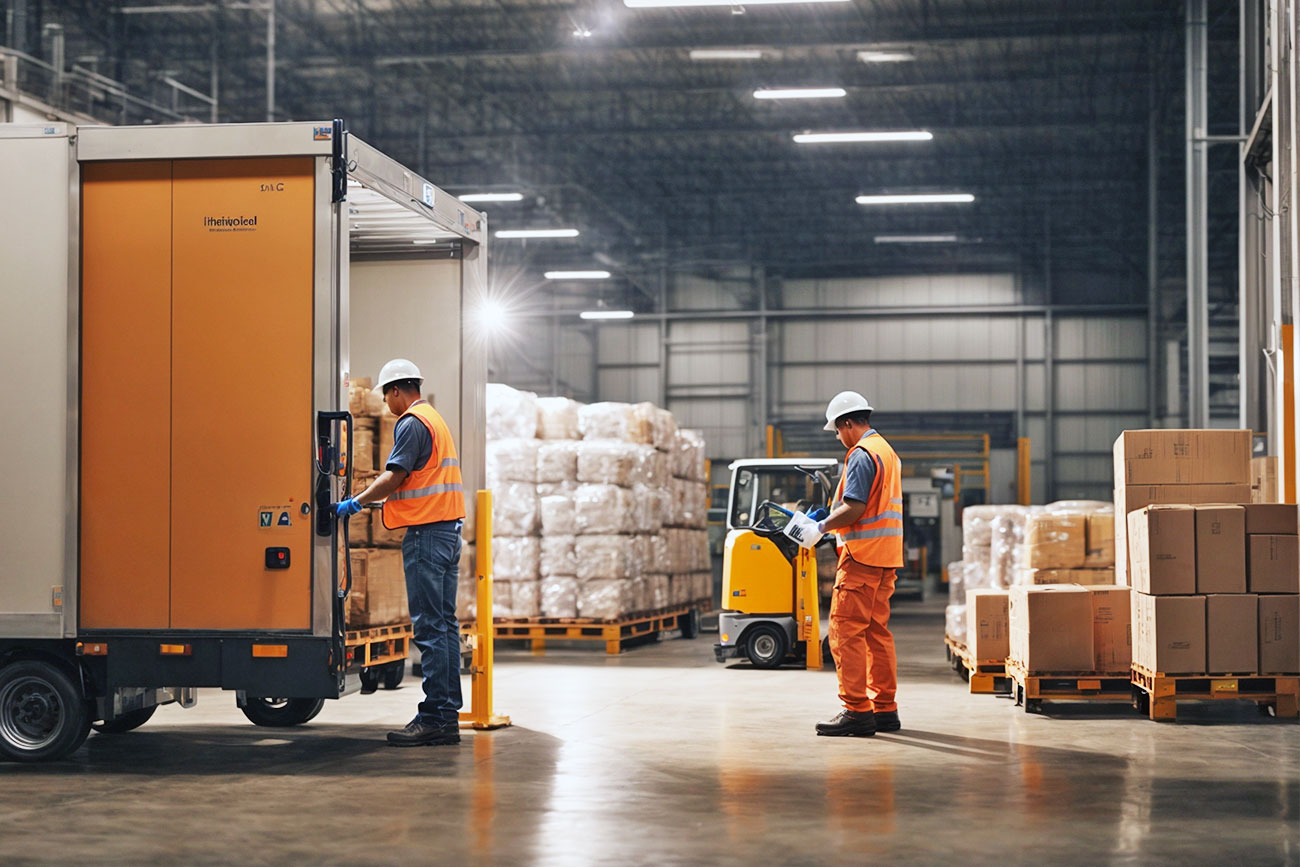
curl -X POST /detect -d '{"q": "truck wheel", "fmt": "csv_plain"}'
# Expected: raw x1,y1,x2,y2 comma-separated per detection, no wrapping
93,705,157,734
0,660,92,762
680,609,701,640
744,624,788,670
240,697,326,727
359,668,380,695
381,661,405,690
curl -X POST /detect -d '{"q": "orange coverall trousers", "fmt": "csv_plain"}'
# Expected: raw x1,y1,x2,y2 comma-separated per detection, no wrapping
828,554,898,714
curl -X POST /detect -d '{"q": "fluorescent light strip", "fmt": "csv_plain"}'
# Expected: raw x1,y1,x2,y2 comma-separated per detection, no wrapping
545,270,611,280
754,87,846,100
630,0,847,6
689,49,765,60
856,193,975,205
874,234,960,244
580,310,636,320
794,130,932,144
495,228,580,239
458,192,524,203
858,50,915,63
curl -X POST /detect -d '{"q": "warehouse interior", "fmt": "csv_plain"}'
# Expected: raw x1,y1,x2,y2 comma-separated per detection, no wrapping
0,0,1298,863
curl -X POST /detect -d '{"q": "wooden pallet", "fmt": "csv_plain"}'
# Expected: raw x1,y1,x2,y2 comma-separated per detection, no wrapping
344,621,413,668
1006,659,1134,713
1130,663,1300,722
493,601,707,655
959,647,1010,695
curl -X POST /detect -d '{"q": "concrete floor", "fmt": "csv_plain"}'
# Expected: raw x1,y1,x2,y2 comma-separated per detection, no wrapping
2,603,1297,866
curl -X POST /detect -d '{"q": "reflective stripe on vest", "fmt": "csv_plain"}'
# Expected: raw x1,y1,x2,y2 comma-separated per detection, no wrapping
831,430,904,567
382,402,467,529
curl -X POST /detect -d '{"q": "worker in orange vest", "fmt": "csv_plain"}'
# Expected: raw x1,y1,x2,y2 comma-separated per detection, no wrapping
337,358,467,746
805,391,904,737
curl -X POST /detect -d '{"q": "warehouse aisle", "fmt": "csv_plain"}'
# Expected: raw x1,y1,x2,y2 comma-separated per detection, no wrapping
2,605,1296,865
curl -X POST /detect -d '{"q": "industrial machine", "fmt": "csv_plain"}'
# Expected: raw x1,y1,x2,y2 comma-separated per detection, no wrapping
714,459,838,669
0,120,489,761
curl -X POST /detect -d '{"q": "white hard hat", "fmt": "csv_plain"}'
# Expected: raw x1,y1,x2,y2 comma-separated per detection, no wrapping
823,390,874,431
374,358,424,394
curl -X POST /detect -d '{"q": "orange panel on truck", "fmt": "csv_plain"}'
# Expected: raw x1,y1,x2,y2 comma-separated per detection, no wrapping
168,158,316,630
80,161,173,629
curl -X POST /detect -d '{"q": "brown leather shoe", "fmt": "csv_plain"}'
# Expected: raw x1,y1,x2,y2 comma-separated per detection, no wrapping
815,709,877,737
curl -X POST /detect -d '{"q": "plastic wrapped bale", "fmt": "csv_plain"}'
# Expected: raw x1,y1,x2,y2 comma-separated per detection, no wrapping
491,482,539,537
493,536,540,582
573,483,637,535
637,534,663,576
643,449,671,488
672,429,707,481
629,576,651,612
632,484,665,533
694,572,713,605
961,505,1003,549
539,495,576,537
945,604,968,644
964,557,993,592
669,574,691,606
578,401,645,442
537,480,578,499
632,402,676,451
540,534,577,577
456,544,477,621
1016,507,1087,570
988,506,1033,588
486,383,538,440
536,396,582,440
540,575,579,618
961,544,992,574
498,579,540,618
646,574,670,610
1083,504,1116,568
576,439,644,486
486,438,540,486
947,560,967,606
489,580,511,618
688,529,711,572
536,440,579,483
575,536,637,580
679,480,709,529
578,579,635,619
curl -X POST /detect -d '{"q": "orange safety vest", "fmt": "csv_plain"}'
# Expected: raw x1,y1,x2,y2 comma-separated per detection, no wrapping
382,401,467,529
831,430,903,567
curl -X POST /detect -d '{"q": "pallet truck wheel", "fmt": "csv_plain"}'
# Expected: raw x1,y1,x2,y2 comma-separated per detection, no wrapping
1025,699,1043,715
680,609,701,640
744,624,788,670
0,660,93,762
359,668,380,695
1259,702,1276,718
93,705,157,734
381,661,405,690
1133,690,1150,715
240,697,326,727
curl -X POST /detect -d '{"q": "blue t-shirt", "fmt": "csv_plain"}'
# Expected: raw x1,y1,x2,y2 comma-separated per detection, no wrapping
386,411,433,474
841,436,878,503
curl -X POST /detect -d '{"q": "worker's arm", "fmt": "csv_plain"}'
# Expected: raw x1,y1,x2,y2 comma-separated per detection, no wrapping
337,415,426,517
355,468,409,505
817,448,876,533
818,498,867,533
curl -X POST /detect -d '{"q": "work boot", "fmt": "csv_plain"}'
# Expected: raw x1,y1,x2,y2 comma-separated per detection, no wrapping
874,710,901,732
386,719,460,747
815,709,877,737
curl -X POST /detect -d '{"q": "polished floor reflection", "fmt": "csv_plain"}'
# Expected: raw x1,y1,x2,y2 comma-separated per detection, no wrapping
2,603,1297,865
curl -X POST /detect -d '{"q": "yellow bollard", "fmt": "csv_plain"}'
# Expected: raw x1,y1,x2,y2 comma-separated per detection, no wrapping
459,489,511,730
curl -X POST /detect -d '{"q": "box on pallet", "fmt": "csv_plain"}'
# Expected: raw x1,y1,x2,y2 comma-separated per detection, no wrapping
1014,567,1115,586
347,548,408,628
1132,593,1205,675
1248,535,1300,593
1008,584,1093,672
966,589,1008,662
1126,506,1196,595
1244,503,1299,534
1206,594,1258,674
371,510,405,548
1251,455,1279,504
1089,585,1131,672
1193,505,1245,594
1259,595,1300,674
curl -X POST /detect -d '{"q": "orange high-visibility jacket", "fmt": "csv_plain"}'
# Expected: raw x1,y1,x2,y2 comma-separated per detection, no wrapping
831,430,903,567
382,401,467,529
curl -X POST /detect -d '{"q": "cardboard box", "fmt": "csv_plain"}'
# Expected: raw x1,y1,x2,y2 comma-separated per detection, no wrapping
1008,584,1094,672
1113,483,1253,585
966,589,1009,662
1113,429,1251,487
1132,593,1206,675
347,548,408,628
378,408,398,468
1016,512,1086,569
1252,456,1279,504
1258,595,1300,674
1244,503,1299,535
346,512,372,547
371,509,405,548
1085,510,1116,567
1127,506,1196,595
1015,567,1115,586
1193,504,1246,594
1088,585,1131,672
352,426,376,474
1248,534,1300,594
1205,594,1258,674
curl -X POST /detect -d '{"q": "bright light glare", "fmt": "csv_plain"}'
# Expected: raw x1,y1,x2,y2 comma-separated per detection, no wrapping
495,228,580,239
689,49,765,60
856,193,975,205
629,0,846,6
545,270,611,280
858,50,915,63
458,192,524,203
579,309,635,320
794,130,932,144
874,234,961,244
474,298,512,335
754,87,846,100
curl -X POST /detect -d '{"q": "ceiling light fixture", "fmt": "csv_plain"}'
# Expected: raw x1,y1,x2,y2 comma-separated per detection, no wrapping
458,192,525,203
689,49,765,60
495,228,580,239
874,234,961,244
856,193,975,205
545,270,612,280
794,130,932,144
754,87,846,100
573,25,593,37
628,0,847,7
579,309,636,320
858,50,915,63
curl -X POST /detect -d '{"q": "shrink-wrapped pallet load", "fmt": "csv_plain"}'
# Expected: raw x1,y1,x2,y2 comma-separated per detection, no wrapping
486,383,539,441
347,548,409,628
491,481,539,537
646,573,670,610
541,575,579,618
578,401,649,443
498,579,540,618
945,604,968,644
540,535,577,577
636,403,677,452
536,440,579,483
576,439,645,486
493,535,541,582
579,579,636,619
537,480,578,499
539,495,576,537
947,560,967,606
632,484,665,533
671,429,708,482
575,535,639,581
1017,507,1087,570
573,483,637,534
960,504,1002,571
988,507,1032,587
537,397,582,440
486,438,540,486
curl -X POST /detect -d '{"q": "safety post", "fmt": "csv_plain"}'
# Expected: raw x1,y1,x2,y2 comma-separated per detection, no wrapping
796,545,822,671
459,489,511,730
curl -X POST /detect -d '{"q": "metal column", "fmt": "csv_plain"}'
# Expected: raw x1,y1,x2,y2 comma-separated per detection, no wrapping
1186,0,1211,428
265,0,276,122
1148,68,1161,428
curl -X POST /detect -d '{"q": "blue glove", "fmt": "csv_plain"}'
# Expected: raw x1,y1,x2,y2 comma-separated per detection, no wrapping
807,507,829,522
336,498,363,518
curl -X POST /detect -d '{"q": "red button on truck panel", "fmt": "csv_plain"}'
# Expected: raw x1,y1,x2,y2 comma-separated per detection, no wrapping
265,548,290,569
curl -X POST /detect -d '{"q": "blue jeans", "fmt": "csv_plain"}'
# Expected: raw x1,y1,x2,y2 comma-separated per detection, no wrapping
401,520,463,726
